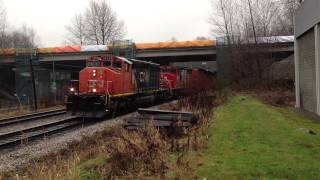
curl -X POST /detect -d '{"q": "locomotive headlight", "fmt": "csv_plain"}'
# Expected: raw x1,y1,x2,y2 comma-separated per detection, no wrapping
92,88,97,93
93,70,97,77
70,87,75,92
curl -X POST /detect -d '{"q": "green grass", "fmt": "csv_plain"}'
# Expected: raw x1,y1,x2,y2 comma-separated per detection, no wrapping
77,155,108,180
197,95,320,179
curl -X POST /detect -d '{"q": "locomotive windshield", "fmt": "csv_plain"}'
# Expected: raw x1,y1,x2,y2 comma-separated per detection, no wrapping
103,60,111,67
87,61,101,67
113,61,122,70
162,68,177,74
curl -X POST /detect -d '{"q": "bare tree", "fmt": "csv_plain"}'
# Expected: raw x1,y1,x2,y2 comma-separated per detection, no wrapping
281,0,302,34
0,0,8,48
246,0,257,44
195,36,210,41
210,0,236,42
66,0,125,45
210,0,302,40
0,1,39,49
11,25,37,48
66,13,86,45
168,37,178,42
84,0,125,45
210,0,293,86
254,1,280,37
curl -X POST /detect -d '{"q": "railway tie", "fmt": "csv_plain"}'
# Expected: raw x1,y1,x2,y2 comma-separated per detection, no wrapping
124,108,198,129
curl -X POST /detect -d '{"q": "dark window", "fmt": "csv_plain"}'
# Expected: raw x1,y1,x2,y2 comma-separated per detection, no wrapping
170,69,177,74
162,68,177,74
87,61,100,67
113,61,122,70
103,60,111,67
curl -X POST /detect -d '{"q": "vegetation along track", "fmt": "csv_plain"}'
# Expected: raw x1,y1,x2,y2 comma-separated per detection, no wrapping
0,109,82,149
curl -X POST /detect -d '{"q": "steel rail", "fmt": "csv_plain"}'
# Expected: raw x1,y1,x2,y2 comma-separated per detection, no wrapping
0,109,66,127
0,116,81,148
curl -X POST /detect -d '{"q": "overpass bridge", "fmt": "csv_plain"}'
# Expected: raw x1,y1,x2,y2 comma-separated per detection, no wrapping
0,39,293,63
0,38,294,106
0,39,294,74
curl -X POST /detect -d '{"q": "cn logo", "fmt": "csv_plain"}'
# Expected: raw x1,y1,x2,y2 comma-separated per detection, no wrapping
140,72,146,82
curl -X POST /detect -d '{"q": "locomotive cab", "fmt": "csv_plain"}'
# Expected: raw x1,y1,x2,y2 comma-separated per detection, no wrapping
160,66,179,89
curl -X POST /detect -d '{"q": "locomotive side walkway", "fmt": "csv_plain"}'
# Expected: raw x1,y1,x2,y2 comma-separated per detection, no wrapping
195,95,320,179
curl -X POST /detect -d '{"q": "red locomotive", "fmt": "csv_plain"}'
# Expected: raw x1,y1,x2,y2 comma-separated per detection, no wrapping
66,55,162,117
160,66,189,95
66,55,215,118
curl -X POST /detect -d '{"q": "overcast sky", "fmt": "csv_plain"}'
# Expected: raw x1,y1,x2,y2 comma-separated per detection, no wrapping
3,0,212,47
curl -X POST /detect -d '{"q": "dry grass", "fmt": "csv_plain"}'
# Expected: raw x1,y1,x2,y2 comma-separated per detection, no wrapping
232,83,295,107
2,90,228,179
105,121,169,178
253,89,295,107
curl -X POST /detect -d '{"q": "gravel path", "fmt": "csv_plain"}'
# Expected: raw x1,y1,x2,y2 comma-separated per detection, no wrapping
0,112,136,173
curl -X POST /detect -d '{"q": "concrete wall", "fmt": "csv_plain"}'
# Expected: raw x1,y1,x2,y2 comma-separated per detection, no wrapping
295,0,320,38
295,1,320,116
297,29,316,113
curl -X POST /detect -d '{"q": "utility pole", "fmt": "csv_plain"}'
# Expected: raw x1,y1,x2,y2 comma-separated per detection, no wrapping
29,50,38,110
52,55,57,105
247,0,257,45
53,61,56,104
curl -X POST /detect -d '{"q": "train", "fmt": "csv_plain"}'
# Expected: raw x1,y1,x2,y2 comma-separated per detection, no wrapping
65,55,215,118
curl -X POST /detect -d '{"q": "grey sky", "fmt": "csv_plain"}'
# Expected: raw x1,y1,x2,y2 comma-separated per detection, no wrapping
3,0,212,47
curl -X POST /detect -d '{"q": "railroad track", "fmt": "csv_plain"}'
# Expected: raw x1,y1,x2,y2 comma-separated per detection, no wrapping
0,108,84,149
0,116,82,148
0,101,178,149
0,109,67,127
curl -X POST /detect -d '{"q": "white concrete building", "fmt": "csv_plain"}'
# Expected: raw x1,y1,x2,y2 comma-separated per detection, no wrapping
295,0,320,115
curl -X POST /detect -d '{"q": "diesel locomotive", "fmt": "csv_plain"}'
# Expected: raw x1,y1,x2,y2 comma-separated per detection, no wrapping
66,55,215,118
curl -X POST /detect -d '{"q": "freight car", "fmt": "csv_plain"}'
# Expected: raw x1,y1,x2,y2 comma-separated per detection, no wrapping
187,68,216,93
66,55,164,118
160,66,215,95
